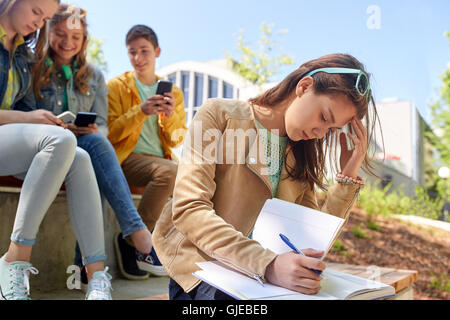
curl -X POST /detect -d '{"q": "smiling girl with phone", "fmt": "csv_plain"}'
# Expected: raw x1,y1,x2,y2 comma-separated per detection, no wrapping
0,0,112,300
152,53,383,300
15,4,155,283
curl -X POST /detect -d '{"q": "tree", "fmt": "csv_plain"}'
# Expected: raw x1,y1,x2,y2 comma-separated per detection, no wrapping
87,37,108,74
426,31,450,200
226,22,294,87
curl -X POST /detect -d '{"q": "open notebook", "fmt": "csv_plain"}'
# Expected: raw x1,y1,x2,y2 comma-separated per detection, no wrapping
252,198,345,257
194,261,396,300
193,198,396,300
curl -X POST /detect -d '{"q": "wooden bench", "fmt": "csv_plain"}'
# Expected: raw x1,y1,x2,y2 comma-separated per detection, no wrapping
141,263,418,300
326,262,418,300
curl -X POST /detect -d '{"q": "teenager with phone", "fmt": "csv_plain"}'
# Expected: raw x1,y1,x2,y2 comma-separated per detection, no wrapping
0,0,112,300
15,4,155,283
107,25,186,277
152,53,383,300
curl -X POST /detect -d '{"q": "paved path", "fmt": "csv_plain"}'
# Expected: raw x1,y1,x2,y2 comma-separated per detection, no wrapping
393,214,450,232
33,276,170,300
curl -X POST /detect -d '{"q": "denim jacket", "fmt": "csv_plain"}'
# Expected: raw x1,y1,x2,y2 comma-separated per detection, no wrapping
15,64,109,136
0,40,32,108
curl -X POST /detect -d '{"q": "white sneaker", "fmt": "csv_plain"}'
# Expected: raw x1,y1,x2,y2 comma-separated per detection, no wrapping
85,267,113,300
136,248,168,277
0,255,39,300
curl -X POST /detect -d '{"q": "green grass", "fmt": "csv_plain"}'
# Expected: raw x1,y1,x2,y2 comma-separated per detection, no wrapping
333,239,346,252
367,220,382,231
429,274,450,292
352,225,369,239
332,240,351,257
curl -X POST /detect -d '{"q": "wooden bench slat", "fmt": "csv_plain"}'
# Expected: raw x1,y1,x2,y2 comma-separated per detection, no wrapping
379,270,418,292
326,262,418,293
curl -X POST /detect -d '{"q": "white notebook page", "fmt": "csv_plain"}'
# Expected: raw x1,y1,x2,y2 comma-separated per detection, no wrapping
253,198,345,255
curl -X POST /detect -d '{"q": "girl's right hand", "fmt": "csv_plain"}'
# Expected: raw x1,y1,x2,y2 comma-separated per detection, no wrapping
264,249,326,295
25,110,65,127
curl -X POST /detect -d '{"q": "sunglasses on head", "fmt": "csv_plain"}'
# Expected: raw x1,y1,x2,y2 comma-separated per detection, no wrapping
304,67,372,98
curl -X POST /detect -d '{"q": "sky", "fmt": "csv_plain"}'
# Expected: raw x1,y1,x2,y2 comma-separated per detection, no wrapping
69,0,450,122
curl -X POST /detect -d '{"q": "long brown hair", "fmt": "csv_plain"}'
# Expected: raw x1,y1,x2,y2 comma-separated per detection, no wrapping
33,3,92,99
0,0,60,46
249,53,384,191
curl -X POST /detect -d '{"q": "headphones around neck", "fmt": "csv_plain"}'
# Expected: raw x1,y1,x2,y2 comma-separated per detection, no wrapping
44,57,78,80
44,57,79,107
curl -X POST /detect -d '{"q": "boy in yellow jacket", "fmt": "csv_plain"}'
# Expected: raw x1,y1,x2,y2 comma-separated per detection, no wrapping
107,25,186,278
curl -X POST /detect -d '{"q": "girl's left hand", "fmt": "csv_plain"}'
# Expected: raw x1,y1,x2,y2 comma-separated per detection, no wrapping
67,123,99,136
339,117,368,178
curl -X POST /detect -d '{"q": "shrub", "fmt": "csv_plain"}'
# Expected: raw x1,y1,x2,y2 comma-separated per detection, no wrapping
358,181,444,220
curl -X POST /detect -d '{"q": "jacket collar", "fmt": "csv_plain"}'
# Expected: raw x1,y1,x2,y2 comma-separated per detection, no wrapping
117,71,162,103
245,103,305,201
0,25,24,54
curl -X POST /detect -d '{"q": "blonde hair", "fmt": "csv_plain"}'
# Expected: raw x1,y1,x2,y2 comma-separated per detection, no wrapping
0,0,60,45
0,0,16,16
33,3,92,99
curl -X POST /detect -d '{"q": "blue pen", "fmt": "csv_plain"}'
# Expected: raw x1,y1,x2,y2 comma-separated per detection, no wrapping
279,233,323,275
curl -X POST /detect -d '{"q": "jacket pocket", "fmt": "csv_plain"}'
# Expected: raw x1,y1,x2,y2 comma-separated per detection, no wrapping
73,89,95,112
162,229,184,271
37,88,57,112
164,226,177,239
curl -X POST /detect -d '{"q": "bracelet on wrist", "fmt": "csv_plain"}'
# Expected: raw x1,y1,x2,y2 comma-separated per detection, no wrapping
336,173,365,187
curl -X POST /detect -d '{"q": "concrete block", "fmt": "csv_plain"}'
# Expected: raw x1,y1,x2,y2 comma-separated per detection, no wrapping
0,188,133,293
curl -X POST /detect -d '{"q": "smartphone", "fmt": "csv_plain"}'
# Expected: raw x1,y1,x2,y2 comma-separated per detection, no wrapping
57,111,76,124
156,80,173,95
74,112,97,127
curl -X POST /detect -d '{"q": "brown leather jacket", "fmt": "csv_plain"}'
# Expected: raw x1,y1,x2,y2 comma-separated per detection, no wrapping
153,98,361,292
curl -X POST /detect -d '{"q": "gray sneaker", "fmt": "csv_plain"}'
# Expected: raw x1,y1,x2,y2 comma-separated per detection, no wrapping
85,267,113,300
0,255,39,300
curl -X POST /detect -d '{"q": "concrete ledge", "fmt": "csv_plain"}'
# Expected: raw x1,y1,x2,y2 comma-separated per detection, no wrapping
0,187,139,292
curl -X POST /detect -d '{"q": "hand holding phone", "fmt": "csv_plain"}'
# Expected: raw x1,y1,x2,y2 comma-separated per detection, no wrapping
57,111,76,124
74,112,97,127
67,123,99,136
156,80,173,96
141,81,175,116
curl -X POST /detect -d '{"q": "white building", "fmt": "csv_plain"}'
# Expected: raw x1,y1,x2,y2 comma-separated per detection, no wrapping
157,60,425,195
157,59,274,126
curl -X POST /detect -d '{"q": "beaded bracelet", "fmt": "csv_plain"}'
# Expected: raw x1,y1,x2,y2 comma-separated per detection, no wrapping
336,173,365,187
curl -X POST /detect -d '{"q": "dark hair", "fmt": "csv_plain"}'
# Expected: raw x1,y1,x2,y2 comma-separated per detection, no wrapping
125,24,159,48
249,53,384,191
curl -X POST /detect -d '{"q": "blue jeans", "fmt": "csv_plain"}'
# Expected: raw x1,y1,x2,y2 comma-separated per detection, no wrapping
74,133,147,265
169,278,235,300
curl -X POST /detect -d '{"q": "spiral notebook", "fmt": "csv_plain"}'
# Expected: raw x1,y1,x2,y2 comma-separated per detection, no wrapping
193,198,396,300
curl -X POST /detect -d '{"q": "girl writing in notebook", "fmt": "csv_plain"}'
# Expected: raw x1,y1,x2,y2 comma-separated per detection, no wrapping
152,53,381,300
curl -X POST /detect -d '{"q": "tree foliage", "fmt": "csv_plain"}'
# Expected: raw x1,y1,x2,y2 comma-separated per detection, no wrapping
87,37,108,73
426,31,450,200
226,22,294,86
